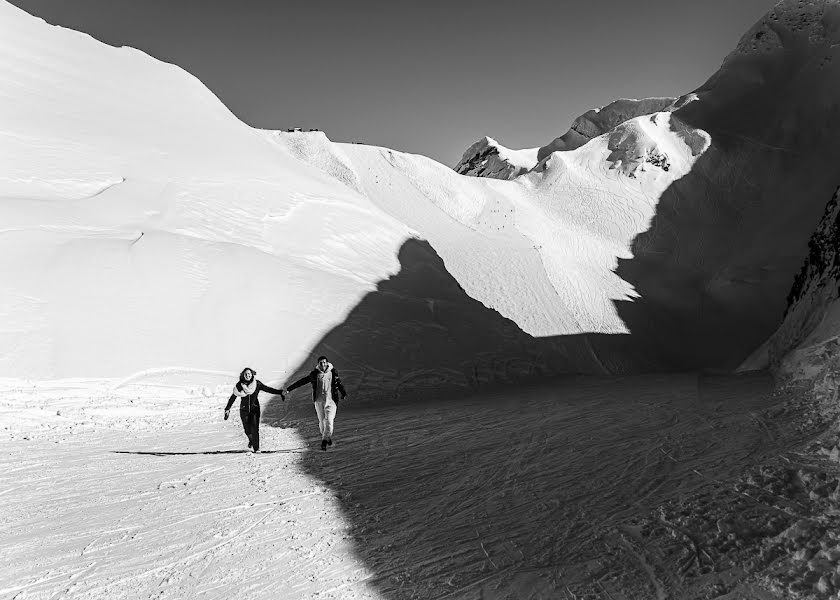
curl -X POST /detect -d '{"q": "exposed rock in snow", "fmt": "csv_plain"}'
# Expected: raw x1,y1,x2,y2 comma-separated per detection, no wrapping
453,136,538,180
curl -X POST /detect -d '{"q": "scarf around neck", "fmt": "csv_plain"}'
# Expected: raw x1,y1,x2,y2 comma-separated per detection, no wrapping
234,379,257,397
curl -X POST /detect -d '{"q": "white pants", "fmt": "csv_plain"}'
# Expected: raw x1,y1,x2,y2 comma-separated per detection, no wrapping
314,399,337,440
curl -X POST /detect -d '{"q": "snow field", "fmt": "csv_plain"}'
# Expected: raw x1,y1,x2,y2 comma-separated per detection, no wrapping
1,372,807,599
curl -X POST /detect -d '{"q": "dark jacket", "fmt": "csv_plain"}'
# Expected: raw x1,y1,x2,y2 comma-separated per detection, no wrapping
288,365,347,403
225,380,283,413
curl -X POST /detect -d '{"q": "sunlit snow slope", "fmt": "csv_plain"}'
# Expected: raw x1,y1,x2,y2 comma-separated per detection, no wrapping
0,2,413,380
4,0,840,387
0,0,711,384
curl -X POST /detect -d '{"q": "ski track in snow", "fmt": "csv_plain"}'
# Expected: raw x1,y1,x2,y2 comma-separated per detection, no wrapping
0,372,798,599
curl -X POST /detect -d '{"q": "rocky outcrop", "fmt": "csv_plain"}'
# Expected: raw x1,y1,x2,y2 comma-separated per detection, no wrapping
457,97,690,179
453,137,537,180
765,185,840,382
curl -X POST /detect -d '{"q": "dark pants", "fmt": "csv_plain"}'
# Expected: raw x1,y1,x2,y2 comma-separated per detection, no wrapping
239,403,261,451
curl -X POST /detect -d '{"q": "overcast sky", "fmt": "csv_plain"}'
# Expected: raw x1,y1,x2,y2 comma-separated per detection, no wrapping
10,0,776,166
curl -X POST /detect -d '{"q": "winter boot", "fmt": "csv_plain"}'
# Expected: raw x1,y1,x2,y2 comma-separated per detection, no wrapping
321,439,328,451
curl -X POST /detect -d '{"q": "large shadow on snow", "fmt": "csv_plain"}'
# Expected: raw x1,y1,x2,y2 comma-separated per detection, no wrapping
261,238,783,597
265,238,653,417
261,35,840,596
610,40,840,372
262,238,666,597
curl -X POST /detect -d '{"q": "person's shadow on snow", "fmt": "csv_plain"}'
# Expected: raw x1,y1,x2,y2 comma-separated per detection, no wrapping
113,449,305,456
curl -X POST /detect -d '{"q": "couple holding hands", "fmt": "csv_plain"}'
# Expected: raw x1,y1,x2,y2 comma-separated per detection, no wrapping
224,356,347,452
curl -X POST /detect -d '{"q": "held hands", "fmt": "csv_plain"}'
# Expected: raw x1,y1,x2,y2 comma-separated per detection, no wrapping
280,389,288,402
224,409,230,420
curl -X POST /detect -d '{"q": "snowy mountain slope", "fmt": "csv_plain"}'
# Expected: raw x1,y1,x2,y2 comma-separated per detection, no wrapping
0,2,413,380
447,0,840,369
4,0,840,385
536,96,682,162
453,136,538,180
741,185,840,390
601,0,840,369
269,112,707,341
0,0,714,384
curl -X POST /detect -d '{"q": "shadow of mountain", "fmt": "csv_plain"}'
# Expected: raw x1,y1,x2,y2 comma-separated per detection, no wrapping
260,237,796,597
261,49,840,594
612,38,840,371
261,28,840,596
265,238,662,420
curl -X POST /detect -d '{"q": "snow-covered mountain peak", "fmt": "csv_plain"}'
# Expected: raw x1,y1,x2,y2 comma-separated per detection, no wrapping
453,136,538,180
535,97,679,163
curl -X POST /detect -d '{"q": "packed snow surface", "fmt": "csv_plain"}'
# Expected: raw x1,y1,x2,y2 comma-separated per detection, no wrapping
1,372,804,600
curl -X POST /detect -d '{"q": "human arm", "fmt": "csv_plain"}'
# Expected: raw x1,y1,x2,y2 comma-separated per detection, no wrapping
257,381,284,396
224,393,237,418
285,373,311,394
333,370,348,400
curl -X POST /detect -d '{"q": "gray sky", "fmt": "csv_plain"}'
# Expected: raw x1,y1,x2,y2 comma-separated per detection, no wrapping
10,0,776,166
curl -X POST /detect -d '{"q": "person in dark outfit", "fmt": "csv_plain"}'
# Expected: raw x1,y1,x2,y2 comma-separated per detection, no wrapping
224,367,283,453
282,356,347,451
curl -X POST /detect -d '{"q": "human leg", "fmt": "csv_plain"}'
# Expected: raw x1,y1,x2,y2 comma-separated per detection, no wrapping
323,399,337,441
313,400,326,438
239,409,252,448
249,405,261,451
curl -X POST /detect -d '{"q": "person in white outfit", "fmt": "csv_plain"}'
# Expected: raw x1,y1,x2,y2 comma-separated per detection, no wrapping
283,356,347,451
